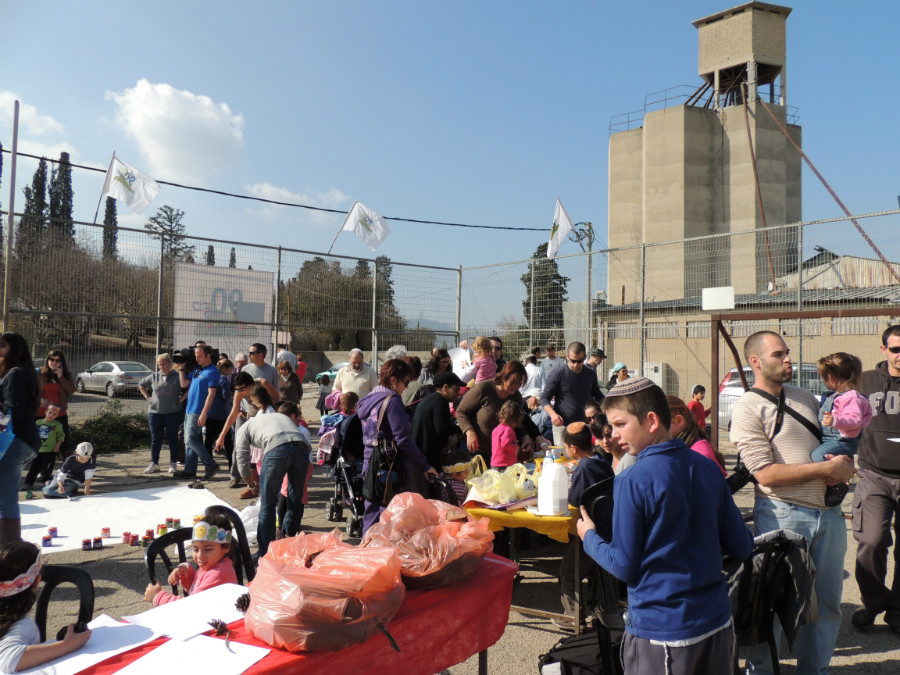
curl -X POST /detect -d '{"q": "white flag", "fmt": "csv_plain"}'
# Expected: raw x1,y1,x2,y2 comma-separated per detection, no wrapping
341,201,391,251
100,154,161,214
547,197,574,259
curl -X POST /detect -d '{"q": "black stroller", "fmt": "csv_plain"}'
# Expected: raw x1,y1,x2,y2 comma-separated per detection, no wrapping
325,414,365,538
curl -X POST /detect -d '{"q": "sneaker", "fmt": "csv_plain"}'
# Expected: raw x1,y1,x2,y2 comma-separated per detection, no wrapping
168,463,177,474
173,471,197,479
239,487,259,499
144,462,160,475
188,480,204,490
25,491,34,500
824,483,849,508
229,479,245,489
851,608,877,630
202,464,219,481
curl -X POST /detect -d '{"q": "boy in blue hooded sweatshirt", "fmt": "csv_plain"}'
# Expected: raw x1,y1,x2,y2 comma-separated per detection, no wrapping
577,377,752,674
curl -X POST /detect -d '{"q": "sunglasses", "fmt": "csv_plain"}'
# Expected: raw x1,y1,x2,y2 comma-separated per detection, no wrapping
248,351,259,355
888,346,900,354
234,386,248,393
569,358,584,364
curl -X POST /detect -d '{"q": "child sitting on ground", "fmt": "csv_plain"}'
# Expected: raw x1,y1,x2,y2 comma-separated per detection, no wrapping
813,352,873,506
42,442,95,498
0,541,91,673
144,511,237,605
439,447,473,505
557,422,615,628
491,400,523,470
23,404,65,499
577,377,752,671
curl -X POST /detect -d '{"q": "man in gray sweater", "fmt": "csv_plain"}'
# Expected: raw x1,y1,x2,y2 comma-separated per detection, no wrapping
235,411,310,556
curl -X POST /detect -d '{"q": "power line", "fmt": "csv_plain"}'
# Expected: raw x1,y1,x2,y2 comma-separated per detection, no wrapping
0,148,549,232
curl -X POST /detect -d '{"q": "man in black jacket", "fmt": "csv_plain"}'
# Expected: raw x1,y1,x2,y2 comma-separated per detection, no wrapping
411,372,464,470
853,324,900,631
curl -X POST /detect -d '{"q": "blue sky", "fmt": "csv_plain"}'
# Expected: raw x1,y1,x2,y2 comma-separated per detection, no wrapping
2,0,898,273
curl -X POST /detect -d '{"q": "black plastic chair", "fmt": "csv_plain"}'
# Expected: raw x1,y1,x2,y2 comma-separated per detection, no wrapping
201,505,256,583
145,527,193,596
35,565,95,642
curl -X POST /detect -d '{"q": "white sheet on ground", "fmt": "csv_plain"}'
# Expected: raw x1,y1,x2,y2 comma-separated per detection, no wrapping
116,634,269,675
20,485,232,553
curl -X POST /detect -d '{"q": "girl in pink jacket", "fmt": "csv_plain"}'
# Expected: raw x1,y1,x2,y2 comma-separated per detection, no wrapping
144,512,237,605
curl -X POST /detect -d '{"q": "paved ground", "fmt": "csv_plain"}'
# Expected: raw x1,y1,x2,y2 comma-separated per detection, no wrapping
30,395,900,672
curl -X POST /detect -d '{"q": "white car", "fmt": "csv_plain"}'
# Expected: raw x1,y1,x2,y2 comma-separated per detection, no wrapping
75,361,153,398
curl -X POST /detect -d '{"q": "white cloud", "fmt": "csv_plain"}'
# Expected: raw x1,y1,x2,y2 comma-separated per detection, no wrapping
0,91,65,136
245,182,350,224
106,79,244,184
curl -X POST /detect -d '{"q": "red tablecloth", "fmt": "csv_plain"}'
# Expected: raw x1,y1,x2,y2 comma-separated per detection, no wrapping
83,554,518,675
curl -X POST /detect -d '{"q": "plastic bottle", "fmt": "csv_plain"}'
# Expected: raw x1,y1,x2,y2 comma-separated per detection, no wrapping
538,457,568,516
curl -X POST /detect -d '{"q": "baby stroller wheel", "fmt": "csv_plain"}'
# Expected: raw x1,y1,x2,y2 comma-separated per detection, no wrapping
348,516,363,538
327,499,343,522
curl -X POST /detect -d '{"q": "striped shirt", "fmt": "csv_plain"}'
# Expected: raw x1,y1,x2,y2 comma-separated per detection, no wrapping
730,384,825,509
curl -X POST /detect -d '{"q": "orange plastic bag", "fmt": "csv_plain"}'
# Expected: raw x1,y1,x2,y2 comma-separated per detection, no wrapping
362,492,494,589
244,528,405,652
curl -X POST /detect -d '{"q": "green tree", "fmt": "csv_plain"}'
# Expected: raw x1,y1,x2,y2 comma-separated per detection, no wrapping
353,259,371,278
48,151,74,241
205,245,215,266
521,242,569,342
102,197,118,259
229,247,236,268
17,158,49,258
144,205,195,261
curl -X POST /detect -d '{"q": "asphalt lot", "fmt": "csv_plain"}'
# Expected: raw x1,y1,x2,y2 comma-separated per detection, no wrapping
29,394,900,673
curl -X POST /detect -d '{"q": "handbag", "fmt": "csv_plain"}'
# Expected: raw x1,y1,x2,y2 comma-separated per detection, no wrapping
362,395,401,506
0,410,14,462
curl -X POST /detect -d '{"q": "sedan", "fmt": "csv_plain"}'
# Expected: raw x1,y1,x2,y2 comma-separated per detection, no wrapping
315,362,349,384
75,361,153,398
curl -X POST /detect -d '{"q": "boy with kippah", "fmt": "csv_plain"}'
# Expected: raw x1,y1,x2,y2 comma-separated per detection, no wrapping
577,377,752,674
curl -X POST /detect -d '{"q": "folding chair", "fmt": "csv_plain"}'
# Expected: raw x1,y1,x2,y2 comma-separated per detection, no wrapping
35,565,95,642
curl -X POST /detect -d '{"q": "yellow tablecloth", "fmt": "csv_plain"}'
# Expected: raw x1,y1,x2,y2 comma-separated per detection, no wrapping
466,505,579,543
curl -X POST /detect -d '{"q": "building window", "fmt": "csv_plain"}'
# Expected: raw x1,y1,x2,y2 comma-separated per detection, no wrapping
687,321,711,339
728,320,772,337
646,322,679,339
609,323,640,339
782,319,821,336
832,317,882,336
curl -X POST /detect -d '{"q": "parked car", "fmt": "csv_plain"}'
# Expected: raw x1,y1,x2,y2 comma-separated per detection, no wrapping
314,361,374,384
718,364,828,431
75,361,153,398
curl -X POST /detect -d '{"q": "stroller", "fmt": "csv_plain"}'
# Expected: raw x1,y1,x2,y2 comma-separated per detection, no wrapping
324,413,365,538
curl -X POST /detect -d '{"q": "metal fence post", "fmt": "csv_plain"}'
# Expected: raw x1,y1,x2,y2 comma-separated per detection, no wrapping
371,258,379,369
529,258,535,349
586,243,592,348
796,222,803,367
155,236,164,356
3,101,19,332
456,266,462,347
639,243,646,373
273,246,282,357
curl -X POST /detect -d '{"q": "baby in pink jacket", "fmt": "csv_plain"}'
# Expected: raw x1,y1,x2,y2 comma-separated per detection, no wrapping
144,512,237,605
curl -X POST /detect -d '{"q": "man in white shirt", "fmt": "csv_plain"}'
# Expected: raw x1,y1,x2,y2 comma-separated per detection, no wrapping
333,348,378,397
521,354,543,395
540,343,562,381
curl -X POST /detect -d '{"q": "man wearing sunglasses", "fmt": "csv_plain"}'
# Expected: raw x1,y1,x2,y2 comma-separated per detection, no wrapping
853,325,900,632
540,342,603,448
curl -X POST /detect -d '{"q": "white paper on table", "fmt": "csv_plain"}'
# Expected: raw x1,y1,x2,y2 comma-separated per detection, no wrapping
18,615,160,675
448,347,470,377
115,634,270,675
122,583,247,640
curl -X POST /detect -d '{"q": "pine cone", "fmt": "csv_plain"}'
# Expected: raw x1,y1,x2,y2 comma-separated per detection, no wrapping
208,618,228,636
235,592,251,614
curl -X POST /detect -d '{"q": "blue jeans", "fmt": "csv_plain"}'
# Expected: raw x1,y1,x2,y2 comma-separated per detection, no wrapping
42,479,80,498
746,498,846,675
0,438,36,518
810,436,859,463
257,441,309,556
149,411,182,465
183,412,216,474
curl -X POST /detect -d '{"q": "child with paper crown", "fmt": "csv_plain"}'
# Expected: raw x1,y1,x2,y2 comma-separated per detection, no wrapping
144,511,237,605
0,542,91,673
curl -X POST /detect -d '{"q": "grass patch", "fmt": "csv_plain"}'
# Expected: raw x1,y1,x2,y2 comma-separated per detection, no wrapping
69,399,152,454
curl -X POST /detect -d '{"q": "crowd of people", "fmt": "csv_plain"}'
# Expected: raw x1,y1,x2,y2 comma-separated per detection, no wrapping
1,326,899,674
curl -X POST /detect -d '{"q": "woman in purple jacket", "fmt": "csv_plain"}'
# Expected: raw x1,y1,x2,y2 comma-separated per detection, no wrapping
358,359,438,534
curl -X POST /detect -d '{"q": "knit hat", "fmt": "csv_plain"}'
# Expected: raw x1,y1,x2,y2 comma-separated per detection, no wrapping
75,442,93,458
606,376,657,397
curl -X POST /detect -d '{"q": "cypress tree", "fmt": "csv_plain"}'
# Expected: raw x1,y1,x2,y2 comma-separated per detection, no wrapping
229,247,236,268
48,151,74,240
205,245,215,266
17,158,49,257
102,197,118,259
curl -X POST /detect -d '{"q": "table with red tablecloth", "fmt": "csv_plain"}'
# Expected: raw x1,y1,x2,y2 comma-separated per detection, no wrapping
83,554,518,675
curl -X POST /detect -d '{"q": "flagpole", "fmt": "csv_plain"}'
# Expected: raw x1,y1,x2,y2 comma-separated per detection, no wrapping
3,100,19,332
93,152,116,224
326,202,355,255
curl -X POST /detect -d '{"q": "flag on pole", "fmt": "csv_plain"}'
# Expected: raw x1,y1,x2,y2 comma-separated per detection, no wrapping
547,197,574,259
340,201,391,251
100,154,161,214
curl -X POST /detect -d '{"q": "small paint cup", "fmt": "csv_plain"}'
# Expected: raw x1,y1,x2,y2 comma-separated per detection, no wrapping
48,527,58,538
93,537,103,550
101,527,110,538
122,531,131,544
42,535,52,548
82,539,92,551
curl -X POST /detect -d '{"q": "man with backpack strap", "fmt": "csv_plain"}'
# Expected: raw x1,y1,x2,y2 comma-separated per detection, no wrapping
731,331,855,674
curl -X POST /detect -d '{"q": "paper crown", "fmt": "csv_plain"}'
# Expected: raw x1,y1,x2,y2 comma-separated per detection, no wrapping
0,552,41,598
192,521,232,544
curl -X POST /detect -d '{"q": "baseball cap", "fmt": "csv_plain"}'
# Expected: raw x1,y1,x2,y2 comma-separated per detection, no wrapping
590,348,606,359
75,442,93,458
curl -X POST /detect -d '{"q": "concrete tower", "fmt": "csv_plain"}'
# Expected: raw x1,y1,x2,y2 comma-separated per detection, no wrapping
607,2,801,305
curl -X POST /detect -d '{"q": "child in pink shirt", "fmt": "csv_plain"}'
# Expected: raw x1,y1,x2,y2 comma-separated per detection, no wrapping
144,512,238,605
459,336,497,383
491,400,523,469
812,352,873,506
